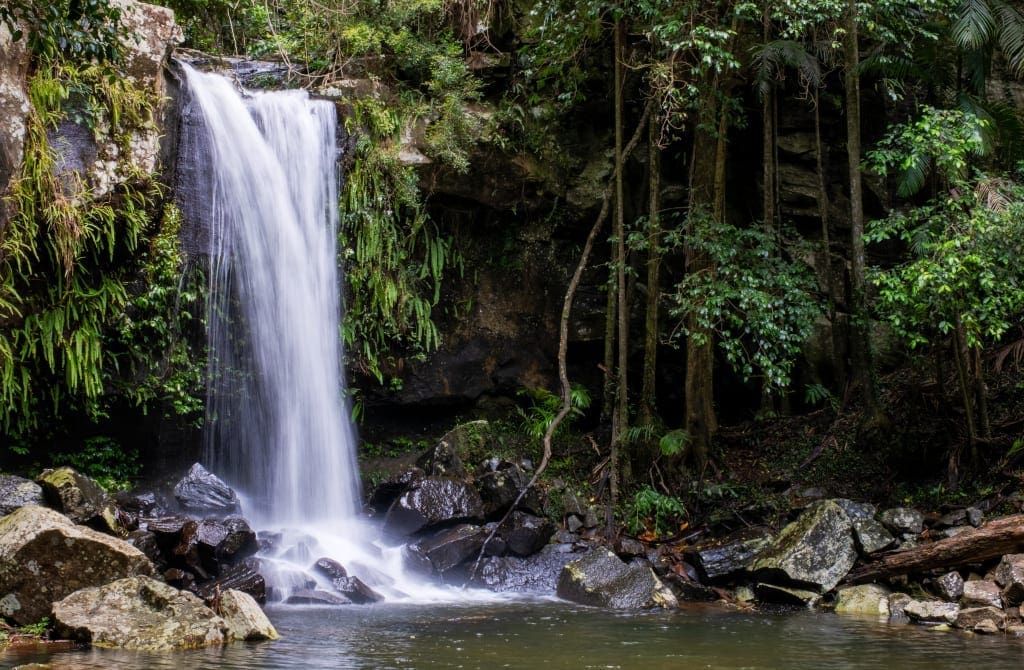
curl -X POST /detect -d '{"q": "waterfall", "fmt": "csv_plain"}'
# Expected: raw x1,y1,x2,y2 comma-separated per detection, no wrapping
181,63,360,528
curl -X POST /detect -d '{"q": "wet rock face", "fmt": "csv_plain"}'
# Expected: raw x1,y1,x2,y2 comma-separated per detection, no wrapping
173,463,241,515
53,575,226,650
500,512,554,557
173,517,258,578
748,499,857,593
382,477,485,537
556,548,678,610
994,554,1024,606
35,467,122,532
685,527,773,582
197,558,266,604
408,524,489,575
834,584,891,615
333,576,384,604
0,506,153,625
468,546,576,593
0,474,44,516
476,461,541,517
0,23,31,225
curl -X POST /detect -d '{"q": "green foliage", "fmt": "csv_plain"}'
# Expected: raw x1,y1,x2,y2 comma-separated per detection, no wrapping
19,616,50,636
627,485,687,538
0,0,125,63
667,212,822,391
517,383,591,440
658,429,689,457
51,436,140,491
340,100,460,385
803,383,838,411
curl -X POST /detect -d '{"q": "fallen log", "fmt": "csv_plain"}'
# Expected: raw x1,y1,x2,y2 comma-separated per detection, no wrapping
846,514,1024,583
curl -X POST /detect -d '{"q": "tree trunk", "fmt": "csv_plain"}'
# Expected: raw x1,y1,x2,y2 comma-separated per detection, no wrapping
847,515,1024,583
814,89,840,389
641,109,661,428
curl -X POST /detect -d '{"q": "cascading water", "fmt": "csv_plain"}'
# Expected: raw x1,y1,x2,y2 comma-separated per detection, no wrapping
180,63,471,602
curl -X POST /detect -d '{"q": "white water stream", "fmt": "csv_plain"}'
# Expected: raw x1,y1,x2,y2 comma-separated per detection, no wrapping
182,64,473,602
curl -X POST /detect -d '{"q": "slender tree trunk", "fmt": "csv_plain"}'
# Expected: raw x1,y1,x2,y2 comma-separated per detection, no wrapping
814,89,840,389
952,319,976,484
641,109,661,428
973,346,990,439
843,0,876,411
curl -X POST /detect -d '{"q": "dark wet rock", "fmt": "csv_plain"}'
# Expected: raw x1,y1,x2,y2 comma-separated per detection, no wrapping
955,606,1005,633
417,435,469,479
582,508,600,529
556,548,678,609
748,500,856,593
967,507,983,527
994,554,1024,606
500,511,554,557
962,580,1002,608
567,516,584,533
936,509,968,528
313,557,347,580
852,517,895,555
382,477,485,537
476,461,541,516
333,576,384,604
127,530,165,568
935,571,964,602
35,467,125,534
173,463,240,515
366,468,424,516
685,526,773,581
53,576,226,649
755,583,821,607
615,538,646,558
834,584,891,615
467,545,576,592
833,499,876,522
409,524,488,574
0,474,44,516
552,529,578,544
0,505,153,625
878,508,924,536
257,530,282,553
285,588,350,605
196,558,266,604
904,599,959,624
662,573,719,602
114,491,164,519
218,589,278,640
174,517,258,578
164,568,196,590
145,515,191,536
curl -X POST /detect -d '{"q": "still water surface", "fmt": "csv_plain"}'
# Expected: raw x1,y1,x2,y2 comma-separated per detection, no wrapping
4,600,1024,669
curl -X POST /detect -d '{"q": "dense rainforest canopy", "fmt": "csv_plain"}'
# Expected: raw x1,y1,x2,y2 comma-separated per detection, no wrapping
1,0,1024,532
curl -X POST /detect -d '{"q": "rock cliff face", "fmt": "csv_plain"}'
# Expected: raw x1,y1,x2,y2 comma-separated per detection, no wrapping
0,23,31,227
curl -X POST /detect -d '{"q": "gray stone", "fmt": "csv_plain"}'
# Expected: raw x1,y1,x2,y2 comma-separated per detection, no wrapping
556,548,677,609
878,508,924,535
501,511,554,557
196,557,266,604
382,477,485,537
851,517,895,554
748,500,857,593
935,571,964,602
468,545,575,593
832,499,876,522
285,589,350,605
217,589,278,641
476,461,541,516
0,505,153,625
332,576,384,604
685,527,773,581
173,464,241,515
955,606,1005,633
408,524,488,574
888,592,913,619
962,580,1002,608
0,22,30,227
53,576,226,649
967,507,983,527
994,554,1024,606
0,475,44,516
904,599,959,624
834,584,891,616
35,467,124,533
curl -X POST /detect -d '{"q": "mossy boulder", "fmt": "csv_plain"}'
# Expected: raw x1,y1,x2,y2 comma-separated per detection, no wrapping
35,467,125,534
556,548,677,610
0,505,153,625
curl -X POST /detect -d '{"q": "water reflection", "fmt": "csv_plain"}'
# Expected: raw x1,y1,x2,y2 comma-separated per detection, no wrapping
4,601,1024,669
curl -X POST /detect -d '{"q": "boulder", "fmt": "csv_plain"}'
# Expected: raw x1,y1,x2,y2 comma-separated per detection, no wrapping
408,524,488,574
851,518,895,555
500,511,554,557
468,545,574,592
35,467,125,534
0,505,153,625
904,599,959,625
127,529,165,568
748,500,857,593
416,435,469,479
366,468,424,516
955,606,1005,633
382,477,485,537
171,517,258,577
556,548,677,610
0,22,30,219
685,526,773,581
962,579,1002,608
313,557,347,580
994,554,1024,606
878,508,924,535
476,460,541,516
935,571,964,602
833,499,876,522
0,475,44,516
888,592,913,619
332,576,384,604
285,588,350,605
834,584,891,615
197,557,267,604
217,589,278,641
173,464,241,515
53,576,226,649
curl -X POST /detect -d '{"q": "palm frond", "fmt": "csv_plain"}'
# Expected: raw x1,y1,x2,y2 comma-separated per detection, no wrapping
994,0,1024,76
953,0,997,51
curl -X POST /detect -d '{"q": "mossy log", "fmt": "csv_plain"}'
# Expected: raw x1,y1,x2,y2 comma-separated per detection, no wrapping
847,515,1024,583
